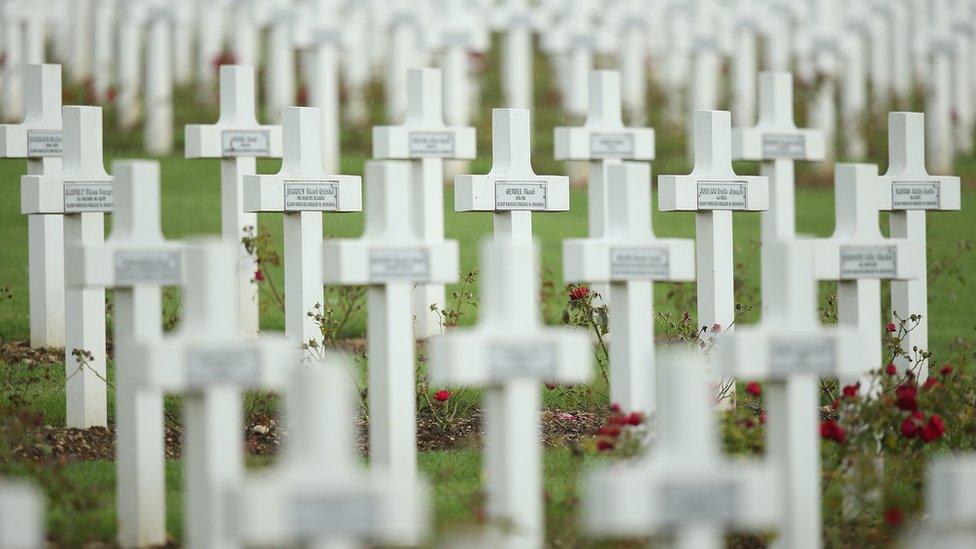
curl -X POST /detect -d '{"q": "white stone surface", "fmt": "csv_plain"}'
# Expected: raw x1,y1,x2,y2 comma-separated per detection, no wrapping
0,480,44,549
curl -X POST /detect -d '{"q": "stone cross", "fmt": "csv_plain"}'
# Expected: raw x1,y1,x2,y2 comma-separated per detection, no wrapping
659,109,768,334
385,2,425,123
730,0,760,126
65,160,180,547
126,238,296,549
541,2,603,118
809,0,840,166
564,162,694,413
92,0,117,102
295,16,348,173
810,163,923,389
116,0,151,130
455,108,570,243
224,356,430,546
185,65,283,337
0,480,44,548
926,0,954,173
22,106,113,429
194,0,225,102
0,64,64,348
144,7,174,155
323,160,458,482
905,457,976,547
374,68,476,338
490,0,535,108
435,0,489,128
717,240,860,549
877,112,961,378
583,350,782,548
429,239,591,547
264,8,296,125
244,107,362,346
608,2,649,123
690,0,722,116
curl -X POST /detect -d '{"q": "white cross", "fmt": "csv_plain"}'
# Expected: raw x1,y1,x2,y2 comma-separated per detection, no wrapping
877,112,961,379
374,67,476,338
224,356,430,546
810,163,924,389
126,238,296,549
244,106,362,346
730,0,760,126
925,0,955,173
564,162,694,413
716,240,861,549
22,106,113,429
659,109,769,333
435,0,490,128
294,12,348,173
905,457,976,547
583,350,782,548
264,8,296,125
144,7,174,155
0,480,44,548
65,160,180,547
0,63,64,348
185,64,283,337
385,2,426,123
323,160,458,482
809,0,840,165
429,239,590,547
490,0,535,108
92,0,117,102
116,0,152,130
455,108,570,243
839,8,869,159
541,1,605,117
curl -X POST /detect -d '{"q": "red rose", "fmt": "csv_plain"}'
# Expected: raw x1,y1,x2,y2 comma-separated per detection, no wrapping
596,439,615,451
608,413,626,426
842,383,860,398
920,424,939,442
901,412,924,438
745,382,762,397
434,390,451,402
254,269,265,282
569,286,590,301
884,507,904,526
929,414,946,437
711,323,722,333
820,420,846,443
895,385,918,411
923,378,940,391
598,425,621,437
545,382,557,390
886,322,897,333
624,412,643,426
610,403,621,413
940,364,953,377
886,363,897,376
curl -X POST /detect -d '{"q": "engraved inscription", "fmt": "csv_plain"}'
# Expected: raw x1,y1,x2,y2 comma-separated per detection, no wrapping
369,249,431,281
114,251,182,285
892,182,941,209
762,134,806,159
27,130,62,157
409,132,456,157
610,247,670,279
697,181,748,210
489,343,557,379
661,481,738,524
221,130,271,156
495,181,548,210
185,349,262,386
840,246,897,278
63,182,113,213
590,133,635,157
292,493,376,537
284,180,339,211
769,338,837,377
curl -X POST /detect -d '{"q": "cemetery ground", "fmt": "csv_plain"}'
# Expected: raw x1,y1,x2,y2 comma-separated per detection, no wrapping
2,60,976,545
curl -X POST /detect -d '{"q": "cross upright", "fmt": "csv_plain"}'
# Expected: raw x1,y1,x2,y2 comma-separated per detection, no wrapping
717,240,860,549
810,163,924,389
244,107,361,347
658,109,769,334
904,457,976,547
224,356,430,547
429,239,590,547
435,0,490,127
877,112,961,379
455,108,570,243
490,0,535,108
541,1,605,117
185,65,283,337
22,106,113,429
0,480,44,548
65,160,181,548
374,68,476,338
126,238,296,549
564,162,694,413
584,350,782,548
0,64,64,348
323,161,459,483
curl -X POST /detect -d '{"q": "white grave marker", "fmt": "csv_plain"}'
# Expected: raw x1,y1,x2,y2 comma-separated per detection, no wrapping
877,112,961,378
429,239,590,547
323,161,458,481
906,457,976,548
0,64,64,348
564,162,694,413
126,238,295,549
185,65,283,337
116,0,150,130
144,7,174,155
22,106,113,429
65,160,179,547
374,68,476,338
244,107,361,346
491,0,535,109
264,9,295,125
0,480,44,549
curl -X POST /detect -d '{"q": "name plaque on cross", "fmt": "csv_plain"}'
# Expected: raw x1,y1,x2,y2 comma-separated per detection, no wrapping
283,180,339,211
839,245,897,278
768,338,837,376
63,182,113,212
114,251,182,285
609,247,670,279
221,130,271,156
761,134,806,159
290,493,376,537
495,181,548,210
488,343,558,379
408,132,456,157
697,181,748,210
589,133,636,157
369,249,431,281
27,130,62,156
891,182,941,209
660,481,738,524
184,348,263,386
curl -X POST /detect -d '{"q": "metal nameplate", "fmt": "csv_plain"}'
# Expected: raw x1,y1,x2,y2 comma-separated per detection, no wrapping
221,130,271,157
489,343,557,380
762,134,806,159
590,133,635,157
697,181,748,210
495,181,548,210
769,338,837,377
291,492,377,537
185,348,262,387
114,251,182,286
891,182,941,210
610,247,670,279
839,246,897,278
409,132,456,157
284,180,339,211
369,249,431,281
27,130,62,157
660,480,738,524
63,182,113,213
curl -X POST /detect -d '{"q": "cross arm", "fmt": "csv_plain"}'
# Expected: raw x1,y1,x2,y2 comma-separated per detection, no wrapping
924,456,976,529
0,64,62,158
563,237,695,283
716,326,862,381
